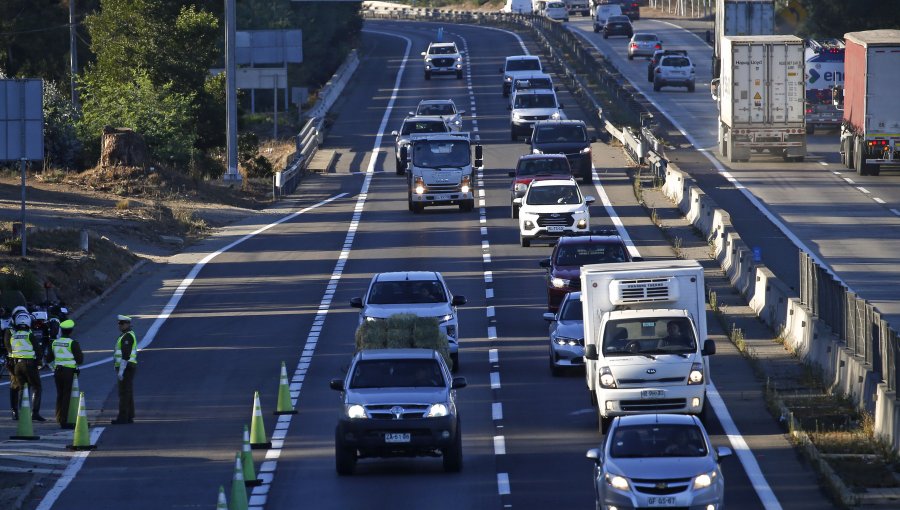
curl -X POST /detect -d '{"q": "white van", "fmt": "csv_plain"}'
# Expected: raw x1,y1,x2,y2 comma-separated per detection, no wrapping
543,1,569,21
593,3,623,33
502,0,533,14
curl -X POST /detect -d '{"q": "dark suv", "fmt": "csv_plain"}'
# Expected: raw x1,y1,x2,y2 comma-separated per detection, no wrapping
603,15,633,39
647,49,688,82
539,233,634,311
508,154,572,218
528,120,596,184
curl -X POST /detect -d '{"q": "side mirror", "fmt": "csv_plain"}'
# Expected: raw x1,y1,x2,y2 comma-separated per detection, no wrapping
543,312,556,322
452,295,467,306
409,111,415,116
585,196,596,204
350,297,363,308
709,78,720,101
451,376,467,389
391,130,399,136
539,257,551,268
702,339,716,356
631,256,644,262
512,198,523,206
508,170,516,177
586,448,601,462
584,344,599,360
554,85,560,92
458,110,466,115
421,51,427,56
329,378,345,391
474,145,484,167
716,446,733,460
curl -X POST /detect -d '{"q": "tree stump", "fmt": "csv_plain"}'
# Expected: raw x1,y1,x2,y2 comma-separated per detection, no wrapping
100,126,149,168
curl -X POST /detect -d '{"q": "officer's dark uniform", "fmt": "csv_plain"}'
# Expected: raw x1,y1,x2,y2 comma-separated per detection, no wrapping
46,321,84,428
113,316,137,424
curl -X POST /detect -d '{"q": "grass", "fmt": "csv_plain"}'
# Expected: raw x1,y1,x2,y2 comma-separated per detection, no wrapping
170,204,208,234
116,199,131,210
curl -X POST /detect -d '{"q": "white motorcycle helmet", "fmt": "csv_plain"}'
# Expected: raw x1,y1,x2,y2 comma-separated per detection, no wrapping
14,313,32,328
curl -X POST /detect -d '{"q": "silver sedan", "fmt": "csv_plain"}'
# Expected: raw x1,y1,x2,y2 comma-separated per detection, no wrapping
627,33,662,60
543,291,584,376
586,414,732,510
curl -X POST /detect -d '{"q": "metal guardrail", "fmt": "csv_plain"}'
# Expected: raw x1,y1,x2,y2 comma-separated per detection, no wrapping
800,252,900,392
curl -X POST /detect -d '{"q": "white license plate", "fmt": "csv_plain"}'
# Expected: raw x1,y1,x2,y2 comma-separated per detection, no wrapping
385,433,411,443
647,496,676,506
547,226,565,232
433,194,452,201
641,389,665,399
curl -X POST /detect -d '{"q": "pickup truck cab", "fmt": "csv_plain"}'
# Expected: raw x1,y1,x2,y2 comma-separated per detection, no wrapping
515,178,594,247
330,348,467,475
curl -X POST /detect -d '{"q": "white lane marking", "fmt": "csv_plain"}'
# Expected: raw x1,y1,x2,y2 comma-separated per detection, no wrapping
494,436,507,455
708,382,783,510
857,187,871,194
490,372,501,389
590,163,641,259
484,270,493,283
486,288,494,299
819,161,829,166
486,306,496,317
844,177,855,184
891,209,900,216
489,349,499,364
497,473,511,495
35,428,105,510
873,197,885,204
492,402,503,420
488,326,498,339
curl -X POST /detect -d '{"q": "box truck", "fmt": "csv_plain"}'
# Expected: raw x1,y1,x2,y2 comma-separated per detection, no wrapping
581,260,716,433
835,30,900,176
713,0,775,79
804,39,845,135
712,35,806,162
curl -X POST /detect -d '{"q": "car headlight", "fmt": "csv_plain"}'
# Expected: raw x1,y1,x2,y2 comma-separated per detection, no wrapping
550,111,561,119
426,403,449,417
532,148,543,154
364,316,380,322
511,112,521,120
460,175,471,194
415,176,425,195
346,404,367,419
453,119,462,125
550,277,570,288
599,366,617,388
456,57,462,62
688,362,704,385
580,146,592,153
436,313,453,323
554,336,580,346
693,470,717,490
514,183,528,192
606,473,630,491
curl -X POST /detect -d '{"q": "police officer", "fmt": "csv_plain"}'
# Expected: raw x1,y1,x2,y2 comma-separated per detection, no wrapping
112,314,137,425
5,313,46,421
46,319,83,428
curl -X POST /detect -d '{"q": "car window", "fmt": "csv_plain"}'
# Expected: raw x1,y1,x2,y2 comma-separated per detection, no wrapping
514,93,557,109
429,46,457,55
368,280,448,304
601,317,696,355
350,359,446,389
514,78,553,92
401,121,448,136
418,103,455,116
610,424,708,458
559,298,583,321
662,57,690,67
533,124,587,142
608,16,630,22
555,243,626,266
548,2,565,7
412,140,470,169
518,158,570,176
634,34,658,42
507,59,542,72
526,184,582,205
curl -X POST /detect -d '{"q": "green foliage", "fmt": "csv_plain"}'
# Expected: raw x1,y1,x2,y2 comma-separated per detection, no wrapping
237,132,273,177
43,81,83,169
0,269,41,303
355,314,452,367
798,0,900,39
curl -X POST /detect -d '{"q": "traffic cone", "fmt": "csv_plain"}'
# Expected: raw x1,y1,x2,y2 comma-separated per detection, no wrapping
216,485,227,510
66,392,95,451
10,384,40,440
64,374,80,429
241,425,262,487
249,391,271,450
274,361,297,415
229,453,248,510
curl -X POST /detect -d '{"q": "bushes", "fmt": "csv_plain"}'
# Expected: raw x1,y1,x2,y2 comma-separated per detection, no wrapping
355,313,452,367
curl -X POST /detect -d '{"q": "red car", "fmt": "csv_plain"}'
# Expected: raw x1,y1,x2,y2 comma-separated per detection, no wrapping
508,154,572,219
539,233,635,311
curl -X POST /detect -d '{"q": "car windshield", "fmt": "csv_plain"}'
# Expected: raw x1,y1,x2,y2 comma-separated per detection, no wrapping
412,140,470,168
514,93,557,109
634,34,658,42
401,121,448,136
514,78,553,91
507,59,541,72
350,359,446,389
517,158,570,176
555,243,627,266
601,317,697,355
526,184,582,205
548,2,565,7
559,299,583,321
429,46,457,55
368,280,448,304
417,103,456,116
610,424,708,458
662,57,690,67
533,124,587,143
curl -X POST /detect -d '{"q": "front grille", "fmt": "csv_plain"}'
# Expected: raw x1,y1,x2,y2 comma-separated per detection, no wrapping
521,115,550,121
635,507,688,510
617,377,685,384
366,404,429,420
537,213,574,227
634,480,690,495
426,183,461,193
620,398,686,411
432,58,454,67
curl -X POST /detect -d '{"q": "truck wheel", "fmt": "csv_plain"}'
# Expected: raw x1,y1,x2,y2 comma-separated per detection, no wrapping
520,235,530,247
653,80,661,92
450,353,459,373
412,202,423,214
718,123,727,158
335,432,357,476
589,390,598,408
395,158,405,176
806,124,814,135
442,424,463,473
855,136,870,176
510,125,518,141
647,70,653,83
841,137,852,169
582,169,594,184
699,396,711,425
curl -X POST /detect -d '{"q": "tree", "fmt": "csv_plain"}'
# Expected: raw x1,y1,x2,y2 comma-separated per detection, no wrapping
799,0,900,39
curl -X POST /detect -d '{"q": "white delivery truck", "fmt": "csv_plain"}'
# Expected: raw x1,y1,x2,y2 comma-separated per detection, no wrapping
804,39,844,135
712,35,806,163
712,0,775,79
581,260,716,433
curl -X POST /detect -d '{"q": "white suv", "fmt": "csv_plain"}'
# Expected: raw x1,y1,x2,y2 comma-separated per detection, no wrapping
422,42,463,80
653,54,696,92
514,178,594,247
350,272,467,370
509,89,565,140
500,55,543,97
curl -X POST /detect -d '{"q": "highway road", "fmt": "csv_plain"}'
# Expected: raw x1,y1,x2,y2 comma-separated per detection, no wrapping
29,18,838,510
566,17,900,328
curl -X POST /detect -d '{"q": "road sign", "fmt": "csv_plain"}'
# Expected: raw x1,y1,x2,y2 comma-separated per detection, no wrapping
0,79,44,161
236,30,302,65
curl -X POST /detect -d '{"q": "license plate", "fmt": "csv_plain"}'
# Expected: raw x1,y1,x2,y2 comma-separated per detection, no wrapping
433,194,451,201
385,433,411,443
547,226,565,232
647,496,676,506
641,389,665,399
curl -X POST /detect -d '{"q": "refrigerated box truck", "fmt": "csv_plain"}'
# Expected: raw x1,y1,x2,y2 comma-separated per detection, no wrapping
713,0,775,79
836,30,900,176
713,35,806,163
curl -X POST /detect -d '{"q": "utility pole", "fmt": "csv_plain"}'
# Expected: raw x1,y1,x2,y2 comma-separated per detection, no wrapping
224,0,241,182
69,0,79,110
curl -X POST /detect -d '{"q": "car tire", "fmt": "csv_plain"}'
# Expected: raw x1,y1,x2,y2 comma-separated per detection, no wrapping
699,395,711,425
424,71,431,80
395,158,405,176
335,431,357,476
442,423,463,473
589,390,598,408
593,25,599,33
687,82,695,93
450,353,459,373
628,53,634,61
653,80,661,92
582,168,593,184
806,124,814,135
603,33,608,39
412,202,423,214
599,413,612,434
510,125,518,141
520,235,531,247
647,70,654,83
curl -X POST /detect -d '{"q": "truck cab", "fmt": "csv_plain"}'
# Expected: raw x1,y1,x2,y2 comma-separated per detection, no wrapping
401,132,483,213
580,260,716,433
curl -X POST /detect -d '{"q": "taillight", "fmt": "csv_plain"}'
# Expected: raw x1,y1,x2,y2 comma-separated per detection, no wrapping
805,108,813,114
868,140,888,146
656,68,661,74
631,43,638,48
654,44,661,49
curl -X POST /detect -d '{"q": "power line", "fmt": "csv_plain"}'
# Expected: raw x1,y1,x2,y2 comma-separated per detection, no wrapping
0,21,82,37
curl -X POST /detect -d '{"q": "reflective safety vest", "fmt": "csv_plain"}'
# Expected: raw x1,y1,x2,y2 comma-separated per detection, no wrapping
114,330,138,368
10,330,35,359
52,338,77,368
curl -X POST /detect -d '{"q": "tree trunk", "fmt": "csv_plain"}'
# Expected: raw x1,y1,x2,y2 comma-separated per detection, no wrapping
99,126,149,169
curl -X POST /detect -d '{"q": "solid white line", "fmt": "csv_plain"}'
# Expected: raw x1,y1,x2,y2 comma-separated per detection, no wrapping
35,427,105,510
492,402,503,420
494,436,507,455
590,164,641,259
490,372,501,389
497,473,511,495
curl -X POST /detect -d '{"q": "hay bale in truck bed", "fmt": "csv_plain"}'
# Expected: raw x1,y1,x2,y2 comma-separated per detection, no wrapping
355,313,452,368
